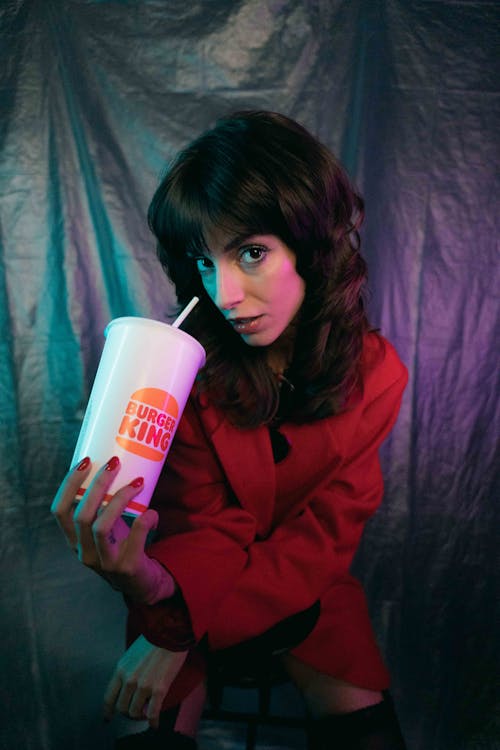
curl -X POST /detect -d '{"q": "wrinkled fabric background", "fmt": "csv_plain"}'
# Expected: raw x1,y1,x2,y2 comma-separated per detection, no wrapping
0,1,498,749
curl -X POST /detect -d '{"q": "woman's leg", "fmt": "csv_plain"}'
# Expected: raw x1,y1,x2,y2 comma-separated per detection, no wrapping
281,653,407,749
281,652,383,717
173,679,207,738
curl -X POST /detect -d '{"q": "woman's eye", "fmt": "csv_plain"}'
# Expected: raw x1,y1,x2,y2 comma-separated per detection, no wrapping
195,256,214,272
240,246,267,265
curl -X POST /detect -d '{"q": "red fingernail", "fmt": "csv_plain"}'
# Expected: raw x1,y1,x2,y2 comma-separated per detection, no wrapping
129,476,144,488
105,456,120,471
76,457,90,471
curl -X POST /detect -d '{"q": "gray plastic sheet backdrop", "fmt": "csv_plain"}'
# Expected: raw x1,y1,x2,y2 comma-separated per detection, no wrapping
0,1,498,749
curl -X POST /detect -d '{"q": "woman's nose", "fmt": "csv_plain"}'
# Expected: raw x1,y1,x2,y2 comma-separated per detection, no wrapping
214,265,244,310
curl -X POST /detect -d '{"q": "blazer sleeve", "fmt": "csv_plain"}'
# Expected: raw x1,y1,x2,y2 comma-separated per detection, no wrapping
205,351,408,648
125,396,259,646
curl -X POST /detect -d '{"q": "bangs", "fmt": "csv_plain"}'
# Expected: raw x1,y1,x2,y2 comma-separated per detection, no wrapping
149,134,292,262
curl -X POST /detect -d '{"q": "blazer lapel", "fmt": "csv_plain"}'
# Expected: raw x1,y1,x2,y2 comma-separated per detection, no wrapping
209,418,276,539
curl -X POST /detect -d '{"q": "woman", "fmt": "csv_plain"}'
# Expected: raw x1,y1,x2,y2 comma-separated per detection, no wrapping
52,111,408,749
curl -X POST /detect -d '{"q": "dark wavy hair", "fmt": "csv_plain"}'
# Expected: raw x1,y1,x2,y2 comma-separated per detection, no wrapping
148,111,369,428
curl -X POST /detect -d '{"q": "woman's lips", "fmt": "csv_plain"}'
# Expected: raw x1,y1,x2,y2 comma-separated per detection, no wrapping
229,315,264,334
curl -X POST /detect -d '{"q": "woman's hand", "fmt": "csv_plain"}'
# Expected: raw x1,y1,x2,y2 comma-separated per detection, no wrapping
103,635,188,729
50,456,174,604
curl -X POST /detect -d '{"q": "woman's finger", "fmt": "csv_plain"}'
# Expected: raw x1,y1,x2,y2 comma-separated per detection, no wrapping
50,457,92,549
125,509,159,562
128,684,152,721
145,689,165,730
73,456,121,565
92,477,145,538
103,672,122,722
92,477,145,565
115,678,138,717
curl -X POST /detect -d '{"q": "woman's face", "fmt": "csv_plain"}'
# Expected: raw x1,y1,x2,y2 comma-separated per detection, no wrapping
194,230,306,349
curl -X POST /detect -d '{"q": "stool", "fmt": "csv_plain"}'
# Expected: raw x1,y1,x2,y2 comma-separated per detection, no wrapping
201,602,321,749
202,651,316,750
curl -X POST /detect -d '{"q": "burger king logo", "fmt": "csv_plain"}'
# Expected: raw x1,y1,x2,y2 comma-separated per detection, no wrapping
115,387,179,461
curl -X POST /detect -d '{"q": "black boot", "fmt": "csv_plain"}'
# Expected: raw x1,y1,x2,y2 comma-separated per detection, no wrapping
311,693,406,750
115,708,198,749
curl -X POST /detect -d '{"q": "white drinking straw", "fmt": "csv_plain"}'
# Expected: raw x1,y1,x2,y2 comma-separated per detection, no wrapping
171,296,200,328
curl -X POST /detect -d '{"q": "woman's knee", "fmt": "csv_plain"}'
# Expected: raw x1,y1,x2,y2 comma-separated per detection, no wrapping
280,652,383,718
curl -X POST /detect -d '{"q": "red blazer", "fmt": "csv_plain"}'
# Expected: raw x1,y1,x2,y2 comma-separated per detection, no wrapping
127,333,407,664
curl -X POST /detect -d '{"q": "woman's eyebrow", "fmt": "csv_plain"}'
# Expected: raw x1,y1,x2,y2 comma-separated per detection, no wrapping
223,234,256,253
198,233,261,256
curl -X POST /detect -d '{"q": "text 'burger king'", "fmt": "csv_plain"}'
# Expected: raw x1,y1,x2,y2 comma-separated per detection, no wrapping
116,387,178,462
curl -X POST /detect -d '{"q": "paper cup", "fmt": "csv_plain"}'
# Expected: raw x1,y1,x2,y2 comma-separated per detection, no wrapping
71,317,206,516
